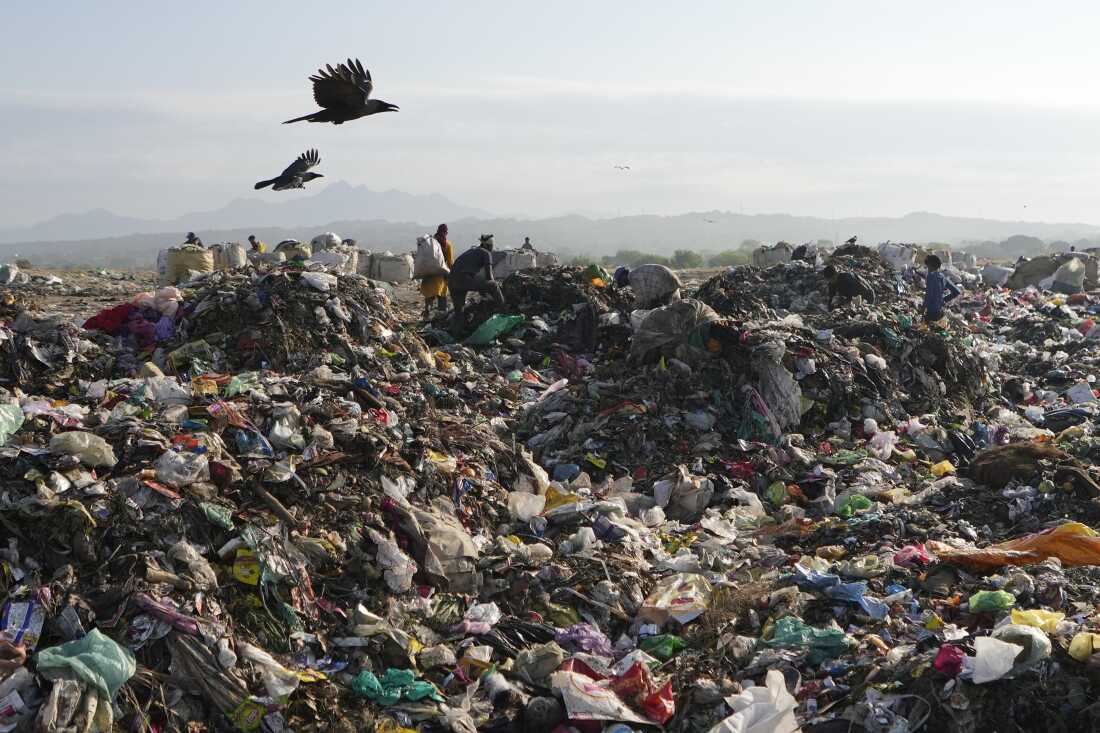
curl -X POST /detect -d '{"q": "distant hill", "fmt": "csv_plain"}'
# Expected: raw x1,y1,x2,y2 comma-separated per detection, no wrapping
2,207,1099,268
0,182,489,244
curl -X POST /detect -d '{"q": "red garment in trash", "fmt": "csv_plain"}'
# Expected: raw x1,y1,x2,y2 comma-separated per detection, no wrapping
83,303,137,335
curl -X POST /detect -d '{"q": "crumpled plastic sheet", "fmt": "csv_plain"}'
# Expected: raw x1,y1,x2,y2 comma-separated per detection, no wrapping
707,669,799,733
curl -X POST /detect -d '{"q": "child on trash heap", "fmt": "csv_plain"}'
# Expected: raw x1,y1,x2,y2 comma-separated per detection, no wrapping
922,254,961,324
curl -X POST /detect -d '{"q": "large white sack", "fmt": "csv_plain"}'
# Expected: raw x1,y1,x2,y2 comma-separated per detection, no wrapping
413,235,450,278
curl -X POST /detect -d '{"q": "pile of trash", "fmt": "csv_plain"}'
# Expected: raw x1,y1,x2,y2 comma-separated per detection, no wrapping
8,243,1100,733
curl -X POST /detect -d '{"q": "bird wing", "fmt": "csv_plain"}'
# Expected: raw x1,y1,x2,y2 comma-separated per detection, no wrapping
281,149,321,177
310,58,372,111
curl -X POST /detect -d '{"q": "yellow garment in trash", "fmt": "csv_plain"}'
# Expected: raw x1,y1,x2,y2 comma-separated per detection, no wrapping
420,238,454,298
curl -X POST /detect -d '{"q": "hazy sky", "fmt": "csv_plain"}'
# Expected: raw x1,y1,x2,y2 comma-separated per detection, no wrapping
5,1,1100,226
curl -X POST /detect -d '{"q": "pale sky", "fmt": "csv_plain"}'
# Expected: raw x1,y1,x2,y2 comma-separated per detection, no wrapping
4,1,1100,226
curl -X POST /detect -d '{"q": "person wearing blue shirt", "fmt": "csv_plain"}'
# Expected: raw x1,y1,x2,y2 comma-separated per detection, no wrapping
922,254,960,323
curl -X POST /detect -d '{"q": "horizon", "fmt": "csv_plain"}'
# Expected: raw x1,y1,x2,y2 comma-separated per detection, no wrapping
8,2,1100,227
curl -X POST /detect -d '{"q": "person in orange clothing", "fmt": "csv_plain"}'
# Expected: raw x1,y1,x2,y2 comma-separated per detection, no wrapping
421,223,454,318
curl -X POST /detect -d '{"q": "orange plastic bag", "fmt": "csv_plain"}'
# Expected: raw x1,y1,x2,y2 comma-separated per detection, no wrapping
939,522,1100,570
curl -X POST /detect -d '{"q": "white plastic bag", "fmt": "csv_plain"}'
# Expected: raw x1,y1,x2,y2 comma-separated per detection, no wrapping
708,669,799,733
153,450,210,488
301,272,337,292
507,491,546,521
49,432,117,468
413,235,450,278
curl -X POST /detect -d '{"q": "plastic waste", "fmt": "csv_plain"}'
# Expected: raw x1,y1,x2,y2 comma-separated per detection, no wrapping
706,669,798,733
0,404,23,444
970,636,1023,684
761,616,851,665
35,629,136,700
153,450,210,488
465,314,525,346
940,521,1100,570
934,644,965,676
1069,632,1100,662
48,431,117,468
239,642,300,698
1010,608,1065,632
991,623,1051,673
836,494,873,518
638,634,686,661
507,491,546,521
351,668,442,705
638,573,713,626
969,589,1016,613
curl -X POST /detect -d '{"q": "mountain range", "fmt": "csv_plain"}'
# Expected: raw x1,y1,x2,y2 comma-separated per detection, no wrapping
0,182,489,244
3,183,1100,268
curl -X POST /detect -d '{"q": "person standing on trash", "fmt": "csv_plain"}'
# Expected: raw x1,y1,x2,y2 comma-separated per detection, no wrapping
822,264,875,307
921,253,960,323
449,234,504,332
247,235,267,253
521,236,535,251
615,263,682,309
421,224,454,319
183,232,204,248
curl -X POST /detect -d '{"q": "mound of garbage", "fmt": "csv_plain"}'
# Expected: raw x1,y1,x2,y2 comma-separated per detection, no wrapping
5,245,1100,733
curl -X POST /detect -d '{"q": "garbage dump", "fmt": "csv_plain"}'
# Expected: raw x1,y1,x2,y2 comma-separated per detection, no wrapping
8,243,1100,733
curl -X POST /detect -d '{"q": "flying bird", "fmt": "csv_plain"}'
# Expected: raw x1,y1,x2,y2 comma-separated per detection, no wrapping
284,59,399,124
255,149,324,191
614,164,631,170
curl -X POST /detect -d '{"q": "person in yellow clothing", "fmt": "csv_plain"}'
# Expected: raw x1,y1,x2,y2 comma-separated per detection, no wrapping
421,223,454,318
247,235,267,253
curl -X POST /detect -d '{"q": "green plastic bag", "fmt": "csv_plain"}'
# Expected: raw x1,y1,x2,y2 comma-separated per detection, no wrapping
465,314,524,346
760,616,852,665
35,629,136,700
639,634,686,661
836,494,874,518
351,668,443,706
225,371,262,397
969,590,1015,613
0,404,24,444
200,501,235,530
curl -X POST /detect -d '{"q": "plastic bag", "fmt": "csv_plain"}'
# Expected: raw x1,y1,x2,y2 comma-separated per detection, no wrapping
969,589,1015,613
465,314,525,346
638,634,686,661
869,430,896,460
836,494,873,518
413,235,450,278
707,668,798,733
153,450,210,488
970,636,1022,684
507,491,545,521
1011,608,1065,632
940,521,1100,570
0,404,24,444
550,671,650,724
238,643,299,698
368,529,417,592
35,629,136,700
760,617,851,665
1069,632,1100,662
934,644,964,676
301,272,337,292
49,431,117,468
638,573,713,626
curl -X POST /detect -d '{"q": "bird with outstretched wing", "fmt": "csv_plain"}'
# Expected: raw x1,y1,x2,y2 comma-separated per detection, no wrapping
284,59,399,124
255,149,324,191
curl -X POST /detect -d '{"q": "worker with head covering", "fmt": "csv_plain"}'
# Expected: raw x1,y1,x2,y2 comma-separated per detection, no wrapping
449,234,504,333
420,224,454,319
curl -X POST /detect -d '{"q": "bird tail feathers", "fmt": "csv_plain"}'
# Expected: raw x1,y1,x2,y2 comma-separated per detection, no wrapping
254,179,276,190
282,112,317,124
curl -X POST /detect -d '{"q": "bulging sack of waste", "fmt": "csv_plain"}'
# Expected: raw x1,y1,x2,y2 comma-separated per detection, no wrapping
413,235,450,278
369,251,414,282
310,232,342,250
49,431,117,468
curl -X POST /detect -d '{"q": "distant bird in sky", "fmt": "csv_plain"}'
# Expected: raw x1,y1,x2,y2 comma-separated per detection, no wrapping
284,59,399,125
703,218,716,223
613,164,631,170
254,149,324,191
